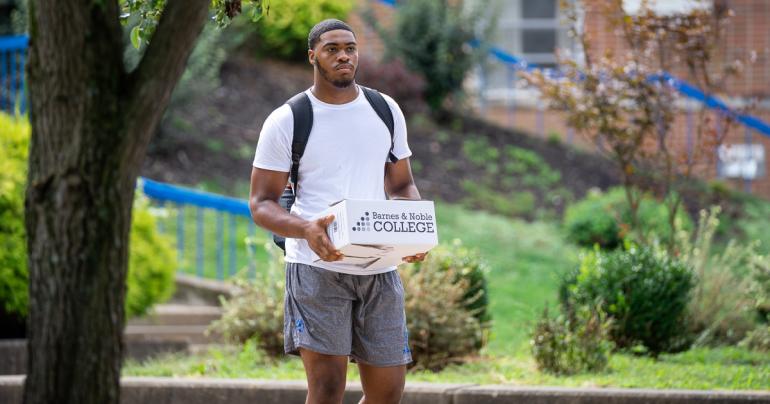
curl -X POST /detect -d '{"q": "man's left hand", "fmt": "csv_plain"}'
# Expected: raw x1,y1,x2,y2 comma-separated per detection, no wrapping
402,253,428,264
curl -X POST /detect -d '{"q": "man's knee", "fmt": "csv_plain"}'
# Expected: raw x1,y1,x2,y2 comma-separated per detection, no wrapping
361,383,404,404
307,372,347,401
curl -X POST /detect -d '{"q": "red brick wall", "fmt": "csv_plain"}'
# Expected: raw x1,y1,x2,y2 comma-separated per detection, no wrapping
348,0,770,199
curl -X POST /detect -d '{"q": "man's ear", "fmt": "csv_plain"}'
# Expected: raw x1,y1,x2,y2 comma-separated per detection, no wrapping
308,50,315,65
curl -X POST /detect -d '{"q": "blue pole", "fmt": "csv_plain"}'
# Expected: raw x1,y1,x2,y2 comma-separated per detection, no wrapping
9,51,16,112
196,207,204,277
229,214,237,277
176,204,185,273
216,211,224,280
18,51,26,114
248,222,256,279
567,127,574,145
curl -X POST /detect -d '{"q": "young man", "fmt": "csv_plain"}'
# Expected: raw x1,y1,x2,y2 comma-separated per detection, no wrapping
249,19,426,404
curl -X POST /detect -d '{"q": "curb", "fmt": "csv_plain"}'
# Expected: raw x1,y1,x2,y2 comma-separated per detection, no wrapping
2,376,769,404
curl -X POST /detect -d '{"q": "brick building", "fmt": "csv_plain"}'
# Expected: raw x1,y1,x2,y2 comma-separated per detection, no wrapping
349,0,770,199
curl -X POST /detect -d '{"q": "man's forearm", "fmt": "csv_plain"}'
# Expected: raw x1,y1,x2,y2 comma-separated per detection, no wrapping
388,183,421,200
251,200,311,238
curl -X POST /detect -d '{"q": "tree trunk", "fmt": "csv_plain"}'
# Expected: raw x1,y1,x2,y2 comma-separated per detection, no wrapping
23,1,209,403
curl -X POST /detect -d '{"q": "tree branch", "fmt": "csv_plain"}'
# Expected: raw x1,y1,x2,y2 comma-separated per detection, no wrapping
121,0,210,175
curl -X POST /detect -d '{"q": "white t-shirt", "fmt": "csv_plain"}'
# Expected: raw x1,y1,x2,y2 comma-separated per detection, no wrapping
252,86,412,275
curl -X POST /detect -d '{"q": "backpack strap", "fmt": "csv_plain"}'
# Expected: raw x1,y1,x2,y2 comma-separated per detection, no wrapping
361,86,398,163
286,92,313,192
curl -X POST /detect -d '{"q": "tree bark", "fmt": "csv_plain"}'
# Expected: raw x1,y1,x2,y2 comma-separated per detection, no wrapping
23,1,209,403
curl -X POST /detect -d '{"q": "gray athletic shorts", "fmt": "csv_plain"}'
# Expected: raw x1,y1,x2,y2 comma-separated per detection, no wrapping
283,262,412,367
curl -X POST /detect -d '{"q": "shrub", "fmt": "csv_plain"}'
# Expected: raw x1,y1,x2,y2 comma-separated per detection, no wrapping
564,187,692,250
739,326,770,352
561,245,694,355
0,114,176,319
210,240,491,367
208,240,285,357
402,253,485,370
125,191,177,318
748,247,770,322
675,206,758,346
410,240,491,325
0,113,30,318
250,0,354,61
356,56,427,115
375,0,494,111
530,306,613,375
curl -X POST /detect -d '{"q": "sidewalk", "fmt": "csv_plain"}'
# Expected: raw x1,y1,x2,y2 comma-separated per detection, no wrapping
1,375,768,404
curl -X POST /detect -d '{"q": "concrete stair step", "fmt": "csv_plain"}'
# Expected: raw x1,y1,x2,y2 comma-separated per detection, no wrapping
124,325,221,344
128,304,223,327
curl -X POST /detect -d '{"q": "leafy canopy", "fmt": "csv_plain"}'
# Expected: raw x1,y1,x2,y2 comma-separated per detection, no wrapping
120,0,268,48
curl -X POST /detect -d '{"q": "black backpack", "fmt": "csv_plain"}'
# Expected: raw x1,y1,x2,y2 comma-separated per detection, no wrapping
273,86,398,251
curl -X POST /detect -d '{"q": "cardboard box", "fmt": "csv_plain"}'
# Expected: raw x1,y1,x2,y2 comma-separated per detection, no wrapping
314,199,439,270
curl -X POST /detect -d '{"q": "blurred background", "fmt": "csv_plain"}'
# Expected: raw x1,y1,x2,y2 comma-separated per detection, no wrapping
1,0,768,389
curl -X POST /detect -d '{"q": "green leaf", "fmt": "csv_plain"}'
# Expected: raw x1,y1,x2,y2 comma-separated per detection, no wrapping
130,26,141,49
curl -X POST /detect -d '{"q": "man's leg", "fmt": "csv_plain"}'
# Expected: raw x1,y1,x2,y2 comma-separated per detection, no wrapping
357,363,406,404
299,348,349,404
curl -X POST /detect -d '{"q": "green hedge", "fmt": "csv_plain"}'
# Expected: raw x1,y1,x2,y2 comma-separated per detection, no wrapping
564,187,692,249
560,245,695,356
0,114,176,319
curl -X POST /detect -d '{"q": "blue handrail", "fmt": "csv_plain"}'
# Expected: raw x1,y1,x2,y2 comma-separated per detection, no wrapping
0,35,28,50
0,35,28,113
141,177,251,217
139,177,259,280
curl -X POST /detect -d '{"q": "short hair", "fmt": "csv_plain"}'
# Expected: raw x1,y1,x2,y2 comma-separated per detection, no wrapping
307,19,356,50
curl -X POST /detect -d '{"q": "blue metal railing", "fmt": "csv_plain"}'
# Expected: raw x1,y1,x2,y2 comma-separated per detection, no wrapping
139,178,262,280
0,35,28,113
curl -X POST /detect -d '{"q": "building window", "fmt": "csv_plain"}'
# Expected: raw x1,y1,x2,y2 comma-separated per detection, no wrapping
478,0,572,99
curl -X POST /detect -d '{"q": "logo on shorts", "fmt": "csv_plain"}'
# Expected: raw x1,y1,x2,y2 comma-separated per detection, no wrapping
351,212,372,232
402,330,411,354
295,319,305,333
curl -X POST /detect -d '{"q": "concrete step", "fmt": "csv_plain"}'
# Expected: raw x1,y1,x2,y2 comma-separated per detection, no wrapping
124,325,222,344
128,304,223,327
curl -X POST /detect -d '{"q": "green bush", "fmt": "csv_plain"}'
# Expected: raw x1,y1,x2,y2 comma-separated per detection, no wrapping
125,191,177,318
739,325,770,352
209,240,285,357
377,0,494,111
402,250,485,370
0,113,30,318
564,187,692,250
530,306,613,375
675,206,759,346
410,240,491,325
561,245,695,356
0,114,176,319
249,0,354,61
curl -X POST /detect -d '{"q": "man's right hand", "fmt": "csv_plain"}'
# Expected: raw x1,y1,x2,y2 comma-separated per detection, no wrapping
303,214,343,262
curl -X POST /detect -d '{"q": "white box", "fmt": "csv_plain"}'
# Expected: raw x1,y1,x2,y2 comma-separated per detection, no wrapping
313,199,439,270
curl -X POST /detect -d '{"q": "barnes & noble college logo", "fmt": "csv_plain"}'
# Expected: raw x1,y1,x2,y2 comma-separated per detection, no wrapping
351,212,371,232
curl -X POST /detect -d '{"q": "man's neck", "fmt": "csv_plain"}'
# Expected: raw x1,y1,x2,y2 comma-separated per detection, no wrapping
311,79,358,104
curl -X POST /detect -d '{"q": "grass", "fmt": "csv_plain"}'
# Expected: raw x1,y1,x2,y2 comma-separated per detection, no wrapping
124,200,770,390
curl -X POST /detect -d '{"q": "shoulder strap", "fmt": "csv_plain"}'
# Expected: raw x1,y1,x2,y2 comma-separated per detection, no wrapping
361,86,398,163
286,92,313,191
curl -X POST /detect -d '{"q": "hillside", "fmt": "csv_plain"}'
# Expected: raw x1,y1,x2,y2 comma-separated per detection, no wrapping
141,49,621,218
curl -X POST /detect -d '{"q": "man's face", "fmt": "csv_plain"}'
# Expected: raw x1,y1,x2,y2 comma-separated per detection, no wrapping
309,29,358,88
